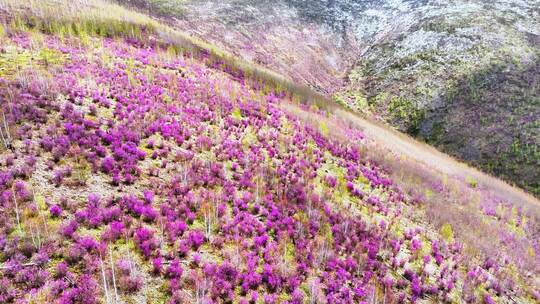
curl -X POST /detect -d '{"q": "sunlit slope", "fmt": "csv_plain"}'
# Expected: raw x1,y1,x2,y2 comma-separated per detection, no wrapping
0,1,538,303
125,0,540,197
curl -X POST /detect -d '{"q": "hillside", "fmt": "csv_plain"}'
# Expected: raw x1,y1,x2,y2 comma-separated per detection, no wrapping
131,0,540,197
0,1,539,304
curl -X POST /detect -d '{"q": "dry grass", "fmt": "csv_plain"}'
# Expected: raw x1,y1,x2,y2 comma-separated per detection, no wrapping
334,109,540,216
284,102,540,275
3,0,538,218
1,1,538,299
0,0,334,109
0,0,159,27
4,0,539,252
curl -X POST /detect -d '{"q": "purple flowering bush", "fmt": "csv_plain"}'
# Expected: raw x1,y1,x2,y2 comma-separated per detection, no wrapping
0,16,537,304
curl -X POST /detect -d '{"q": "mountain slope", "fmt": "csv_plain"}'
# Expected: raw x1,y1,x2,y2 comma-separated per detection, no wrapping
0,0,538,303
131,0,540,197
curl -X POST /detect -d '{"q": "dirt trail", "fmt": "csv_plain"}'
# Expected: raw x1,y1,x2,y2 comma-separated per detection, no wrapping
333,109,540,214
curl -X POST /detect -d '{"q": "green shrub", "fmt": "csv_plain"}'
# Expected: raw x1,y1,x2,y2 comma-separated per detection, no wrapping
73,157,91,186
465,176,478,188
388,95,425,134
440,223,454,242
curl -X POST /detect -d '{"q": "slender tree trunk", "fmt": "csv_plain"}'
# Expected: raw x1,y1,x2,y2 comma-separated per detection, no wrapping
100,255,111,304
109,247,119,303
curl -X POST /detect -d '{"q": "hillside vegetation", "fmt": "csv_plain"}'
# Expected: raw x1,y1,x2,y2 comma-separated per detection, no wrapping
132,0,540,197
0,1,538,304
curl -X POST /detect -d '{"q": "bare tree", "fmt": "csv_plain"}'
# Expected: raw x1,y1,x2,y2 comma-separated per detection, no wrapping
109,247,119,304
0,110,13,150
100,253,112,304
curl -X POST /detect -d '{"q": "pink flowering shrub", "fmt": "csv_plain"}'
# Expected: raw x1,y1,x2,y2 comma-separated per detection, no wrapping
0,20,536,304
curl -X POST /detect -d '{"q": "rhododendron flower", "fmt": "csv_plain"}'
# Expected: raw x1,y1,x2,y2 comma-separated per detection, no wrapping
50,204,63,217
0,26,532,304
134,227,157,258
152,257,163,275
61,220,79,239
166,259,183,279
